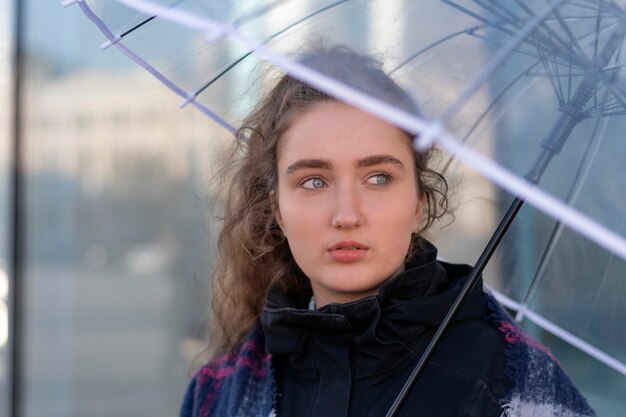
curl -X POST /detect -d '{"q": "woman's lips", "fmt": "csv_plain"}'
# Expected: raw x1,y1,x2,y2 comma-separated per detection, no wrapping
327,241,369,262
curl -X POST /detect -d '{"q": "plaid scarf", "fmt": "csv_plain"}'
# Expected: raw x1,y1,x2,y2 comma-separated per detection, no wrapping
485,296,596,417
180,293,596,417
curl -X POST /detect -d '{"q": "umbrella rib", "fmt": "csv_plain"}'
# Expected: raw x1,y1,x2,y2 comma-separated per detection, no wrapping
441,69,536,174
583,251,617,332
546,33,568,101
465,31,543,60
439,0,569,123
190,0,350,98
555,58,568,104
443,59,549,175
491,287,626,376
541,9,584,50
515,0,595,58
120,15,156,38
595,63,626,113
526,23,624,183
538,11,626,118
441,0,516,36
233,0,298,27
450,0,584,66
600,110,626,115
596,92,626,113
567,1,605,12
544,14,614,20
513,305,626,376
468,30,586,79
119,0,186,38
598,86,626,111
474,0,550,41
507,16,575,62
600,54,626,110
599,69,626,111
517,105,610,321
553,20,620,76
600,98,623,111
536,20,619,68
531,22,586,67
534,19,579,56
568,54,574,101
389,25,488,75
593,0,604,62
538,46,566,105
465,29,577,64
526,71,586,77
469,66,540,125
513,0,537,18
441,37,601,176
76,0,236,132
513,0,601,55
473,0,519,23
593,80,598,115
531,3,617,65
504,5,586,64
439,25,610,174
552,8,593,67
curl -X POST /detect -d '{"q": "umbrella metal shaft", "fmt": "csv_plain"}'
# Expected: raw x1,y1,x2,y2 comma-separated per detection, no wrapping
384,197,524,417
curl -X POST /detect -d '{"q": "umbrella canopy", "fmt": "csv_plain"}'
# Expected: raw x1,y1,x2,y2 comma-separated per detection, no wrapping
65,0,626,379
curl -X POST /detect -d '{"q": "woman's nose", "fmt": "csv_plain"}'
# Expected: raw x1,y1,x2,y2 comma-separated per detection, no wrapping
331,185,364,229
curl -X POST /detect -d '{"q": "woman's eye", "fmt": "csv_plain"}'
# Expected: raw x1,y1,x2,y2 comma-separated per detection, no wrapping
366,174,391,185
301,177,326,189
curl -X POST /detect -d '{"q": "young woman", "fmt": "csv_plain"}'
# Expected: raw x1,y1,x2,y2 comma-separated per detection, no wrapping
180,45,595,417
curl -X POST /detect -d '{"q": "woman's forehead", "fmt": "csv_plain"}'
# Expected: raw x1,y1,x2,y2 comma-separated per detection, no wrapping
277,102,412,166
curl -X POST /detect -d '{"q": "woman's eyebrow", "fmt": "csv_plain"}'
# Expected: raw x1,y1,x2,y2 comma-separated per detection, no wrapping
356,154,405,169
286,154,404,173
286,159,332,173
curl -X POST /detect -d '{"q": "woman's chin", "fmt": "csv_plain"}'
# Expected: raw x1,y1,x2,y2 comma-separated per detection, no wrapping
304,261,404,305
311,276,388,305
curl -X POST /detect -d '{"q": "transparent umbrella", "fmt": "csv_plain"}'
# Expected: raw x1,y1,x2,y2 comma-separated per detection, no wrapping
64,0,626,409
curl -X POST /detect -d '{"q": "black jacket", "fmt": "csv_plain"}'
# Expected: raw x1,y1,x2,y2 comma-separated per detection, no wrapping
261,242,511,417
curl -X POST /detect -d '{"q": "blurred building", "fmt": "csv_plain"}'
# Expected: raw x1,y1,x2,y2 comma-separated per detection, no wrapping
23,69,222,192
1,2,224,416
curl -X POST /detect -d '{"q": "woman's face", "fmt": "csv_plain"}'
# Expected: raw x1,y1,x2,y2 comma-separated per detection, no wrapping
275,101,424,307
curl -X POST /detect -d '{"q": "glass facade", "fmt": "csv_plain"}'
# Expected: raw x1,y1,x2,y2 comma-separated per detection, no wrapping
1,0,13,416
0,0,623,416
6,1,223,416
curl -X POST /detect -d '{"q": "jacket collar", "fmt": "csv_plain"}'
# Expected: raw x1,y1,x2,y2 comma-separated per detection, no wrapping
261,239,489,379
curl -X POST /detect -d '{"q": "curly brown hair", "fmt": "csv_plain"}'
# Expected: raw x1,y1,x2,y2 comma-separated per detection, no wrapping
207,44,448,356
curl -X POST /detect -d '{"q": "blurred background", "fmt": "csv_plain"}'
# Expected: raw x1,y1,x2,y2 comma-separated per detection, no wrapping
2,1,222,416
0,1,624,416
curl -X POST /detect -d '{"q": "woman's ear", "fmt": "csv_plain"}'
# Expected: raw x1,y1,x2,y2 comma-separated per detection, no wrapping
414,194,427,232
270,190,284,231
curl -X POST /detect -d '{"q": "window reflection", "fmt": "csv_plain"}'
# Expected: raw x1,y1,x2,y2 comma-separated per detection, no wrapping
19,2,220,416
22,67,217,415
